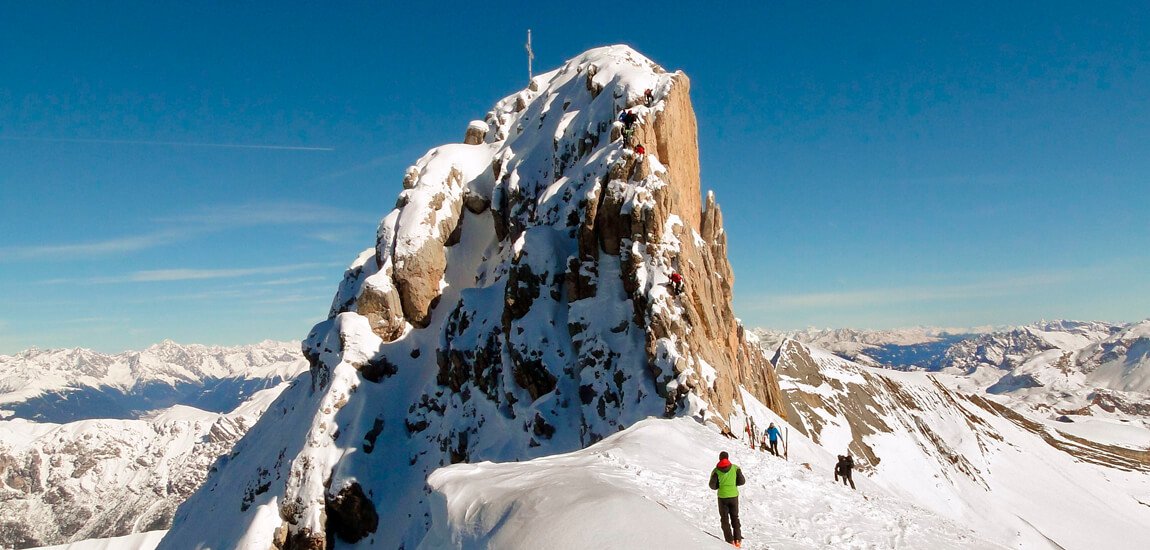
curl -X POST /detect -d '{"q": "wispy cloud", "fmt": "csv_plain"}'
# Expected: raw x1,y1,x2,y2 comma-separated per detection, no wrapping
158,200,377,227
251,294,328,305
0,135,334,151
35,262,341,285
747,270,1090,313
0,230,190,261
313,148,423,182
124,262,338,283
246,276,330,287
2,199,374,263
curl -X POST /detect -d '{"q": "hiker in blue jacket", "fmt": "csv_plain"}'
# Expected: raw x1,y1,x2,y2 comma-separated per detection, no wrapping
765,422,781,456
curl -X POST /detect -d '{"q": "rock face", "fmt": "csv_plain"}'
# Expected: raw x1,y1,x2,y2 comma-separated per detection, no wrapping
160,45,784,550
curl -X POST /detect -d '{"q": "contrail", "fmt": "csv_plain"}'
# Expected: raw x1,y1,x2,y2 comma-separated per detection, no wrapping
0,135,334,151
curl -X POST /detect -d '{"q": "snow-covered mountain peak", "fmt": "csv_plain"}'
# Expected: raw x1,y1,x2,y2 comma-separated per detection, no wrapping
161,45,785,549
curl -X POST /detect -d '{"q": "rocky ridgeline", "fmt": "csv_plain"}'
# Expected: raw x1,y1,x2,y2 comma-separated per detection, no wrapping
940,320,1120,373
770,338,1150,549
161,46,784,550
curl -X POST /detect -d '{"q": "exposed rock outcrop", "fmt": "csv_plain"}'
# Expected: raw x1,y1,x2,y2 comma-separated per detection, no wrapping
161,45,783,550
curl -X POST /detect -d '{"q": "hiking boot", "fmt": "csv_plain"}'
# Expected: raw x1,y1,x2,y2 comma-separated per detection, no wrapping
732,541,741,548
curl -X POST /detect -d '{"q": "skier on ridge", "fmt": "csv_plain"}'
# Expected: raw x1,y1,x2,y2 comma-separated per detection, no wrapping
709,451,746,547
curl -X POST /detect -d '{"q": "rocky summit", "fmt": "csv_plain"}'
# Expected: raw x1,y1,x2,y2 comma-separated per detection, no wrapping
160,46,785,549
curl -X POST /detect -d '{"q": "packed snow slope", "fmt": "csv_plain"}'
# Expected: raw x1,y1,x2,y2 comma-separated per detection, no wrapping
422,416,1004,550
0,340,306,422
161,45,784,549
772,339,1150,550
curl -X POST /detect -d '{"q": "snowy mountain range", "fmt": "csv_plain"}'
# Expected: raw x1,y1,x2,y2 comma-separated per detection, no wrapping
0,341,306,549
6,44,1149,550
753,320,1150,429
0,340,306,422
13,323,1150,549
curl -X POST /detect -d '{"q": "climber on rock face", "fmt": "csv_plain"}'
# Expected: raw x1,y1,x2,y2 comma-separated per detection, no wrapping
619,109,638,128
644,88,654,106
669,272,684,295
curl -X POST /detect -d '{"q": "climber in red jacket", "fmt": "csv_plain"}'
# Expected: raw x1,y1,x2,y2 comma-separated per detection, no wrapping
669,272,684,295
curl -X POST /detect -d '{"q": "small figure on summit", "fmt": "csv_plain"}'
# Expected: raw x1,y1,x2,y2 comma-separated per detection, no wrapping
709,451,746,547
669,271,684,295
835,453,856,489
765,422,781,457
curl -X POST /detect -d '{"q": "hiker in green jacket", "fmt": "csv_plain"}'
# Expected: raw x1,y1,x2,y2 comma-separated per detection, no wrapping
708,450,746,547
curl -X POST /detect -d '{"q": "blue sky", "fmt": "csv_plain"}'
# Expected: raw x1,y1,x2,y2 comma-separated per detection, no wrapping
2,2,1148,353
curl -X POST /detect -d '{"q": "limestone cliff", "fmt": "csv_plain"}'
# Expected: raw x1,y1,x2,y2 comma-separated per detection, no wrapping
160,45,783,550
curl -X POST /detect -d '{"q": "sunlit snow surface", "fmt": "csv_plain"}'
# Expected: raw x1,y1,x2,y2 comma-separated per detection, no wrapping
422,417,1004,550
31,530,165,550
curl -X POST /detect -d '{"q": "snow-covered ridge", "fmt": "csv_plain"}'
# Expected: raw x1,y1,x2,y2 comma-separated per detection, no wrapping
423,417,1004,550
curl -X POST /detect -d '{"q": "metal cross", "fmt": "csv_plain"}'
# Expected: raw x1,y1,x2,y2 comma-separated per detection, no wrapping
526,29,534,81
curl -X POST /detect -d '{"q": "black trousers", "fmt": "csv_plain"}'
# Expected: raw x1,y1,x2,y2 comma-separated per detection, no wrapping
768,439,779,456
718,497,741,542
836,471,856,489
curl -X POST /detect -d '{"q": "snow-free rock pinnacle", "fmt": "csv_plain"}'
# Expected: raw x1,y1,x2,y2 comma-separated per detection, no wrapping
161,45,784,550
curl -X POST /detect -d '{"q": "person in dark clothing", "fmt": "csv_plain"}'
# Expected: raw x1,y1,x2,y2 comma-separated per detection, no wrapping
765,422,781,457
644,88,655,106
709,451,746,547
835,454,856,489
619,109,639,128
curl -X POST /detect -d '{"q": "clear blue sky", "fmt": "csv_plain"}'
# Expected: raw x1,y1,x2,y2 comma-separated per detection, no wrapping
2,2,1148,353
